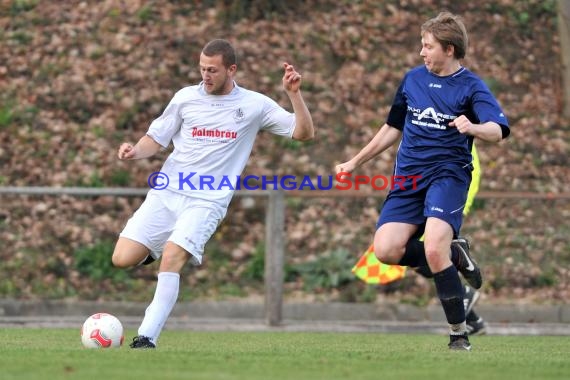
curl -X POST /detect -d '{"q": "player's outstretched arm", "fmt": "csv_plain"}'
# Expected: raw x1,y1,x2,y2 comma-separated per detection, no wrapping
117,134,162,160
282,62,314,141
335,123,401,174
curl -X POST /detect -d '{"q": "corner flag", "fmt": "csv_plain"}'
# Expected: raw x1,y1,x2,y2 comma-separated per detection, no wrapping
351,245,406,285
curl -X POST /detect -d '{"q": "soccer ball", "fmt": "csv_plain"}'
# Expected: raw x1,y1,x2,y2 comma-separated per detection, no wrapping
81,312,124,348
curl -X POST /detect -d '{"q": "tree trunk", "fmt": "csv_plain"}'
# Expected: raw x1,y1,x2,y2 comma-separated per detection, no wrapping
559,0,570,117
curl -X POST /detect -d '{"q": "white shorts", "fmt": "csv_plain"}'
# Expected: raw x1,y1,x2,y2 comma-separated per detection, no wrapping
120,190,227,265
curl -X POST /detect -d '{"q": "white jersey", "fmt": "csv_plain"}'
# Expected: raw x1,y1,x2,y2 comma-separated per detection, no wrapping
147,82,296,208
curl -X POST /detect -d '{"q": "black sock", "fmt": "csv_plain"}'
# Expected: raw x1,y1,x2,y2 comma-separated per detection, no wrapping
466,310,479,322
413,265,433,278
434,266,466,325
397,239,428,267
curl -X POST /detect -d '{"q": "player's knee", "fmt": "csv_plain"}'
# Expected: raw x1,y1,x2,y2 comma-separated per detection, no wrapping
374,245,399,264
374,246,387,262
424,246,448,270
111,250,131,268
111,238,149,268
160,244,190,272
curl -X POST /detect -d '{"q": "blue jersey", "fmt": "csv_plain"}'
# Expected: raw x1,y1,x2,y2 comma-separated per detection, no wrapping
386,65,509,179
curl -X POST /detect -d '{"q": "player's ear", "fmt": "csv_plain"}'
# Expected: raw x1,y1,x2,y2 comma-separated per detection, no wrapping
228,64,237,75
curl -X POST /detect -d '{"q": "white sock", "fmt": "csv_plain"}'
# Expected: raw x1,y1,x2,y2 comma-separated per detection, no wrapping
138,272,180,345
450,321,468,335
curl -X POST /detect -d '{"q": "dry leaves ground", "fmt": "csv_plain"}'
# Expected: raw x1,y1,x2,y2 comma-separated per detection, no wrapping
0,0,568,303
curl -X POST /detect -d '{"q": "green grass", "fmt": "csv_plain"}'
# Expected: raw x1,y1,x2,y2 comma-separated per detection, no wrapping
0,329,568,380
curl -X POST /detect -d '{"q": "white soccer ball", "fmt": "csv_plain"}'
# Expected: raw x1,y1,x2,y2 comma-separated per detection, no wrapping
81,312,124,348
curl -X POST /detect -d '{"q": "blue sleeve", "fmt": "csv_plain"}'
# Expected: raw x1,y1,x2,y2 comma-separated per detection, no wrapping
470,81,510,139
386,80,407,131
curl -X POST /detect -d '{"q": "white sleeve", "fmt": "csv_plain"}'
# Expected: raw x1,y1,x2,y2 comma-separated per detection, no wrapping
146,96,183,148
260,96,296,138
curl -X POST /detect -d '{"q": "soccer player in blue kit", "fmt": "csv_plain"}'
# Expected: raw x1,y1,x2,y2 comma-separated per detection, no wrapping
336,12,509,350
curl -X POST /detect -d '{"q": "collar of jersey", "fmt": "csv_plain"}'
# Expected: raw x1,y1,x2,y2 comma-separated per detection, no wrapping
198,81,240,97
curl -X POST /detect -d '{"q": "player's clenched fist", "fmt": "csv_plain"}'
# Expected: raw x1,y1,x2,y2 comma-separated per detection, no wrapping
282,62,302,92
118,143,136,160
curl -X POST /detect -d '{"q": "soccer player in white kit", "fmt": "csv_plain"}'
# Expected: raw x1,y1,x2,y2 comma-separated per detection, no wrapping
113,39,314,348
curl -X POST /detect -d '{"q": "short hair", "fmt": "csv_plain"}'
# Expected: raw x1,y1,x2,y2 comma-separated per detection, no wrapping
421,12,468,59
202,39,237,68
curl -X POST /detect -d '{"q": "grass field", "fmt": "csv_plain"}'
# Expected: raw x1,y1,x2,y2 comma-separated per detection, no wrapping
0,328,568,380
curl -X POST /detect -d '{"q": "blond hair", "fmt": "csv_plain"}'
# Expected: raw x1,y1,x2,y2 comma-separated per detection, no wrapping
421,12,468,59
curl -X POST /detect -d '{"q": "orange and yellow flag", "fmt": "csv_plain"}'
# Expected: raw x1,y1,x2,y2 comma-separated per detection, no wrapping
351,244,407,285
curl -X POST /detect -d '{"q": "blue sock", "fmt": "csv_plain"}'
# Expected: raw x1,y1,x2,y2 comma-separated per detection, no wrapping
434,266,465,325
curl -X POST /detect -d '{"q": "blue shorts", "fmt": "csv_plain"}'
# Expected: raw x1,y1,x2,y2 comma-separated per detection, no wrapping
376,169,470,237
